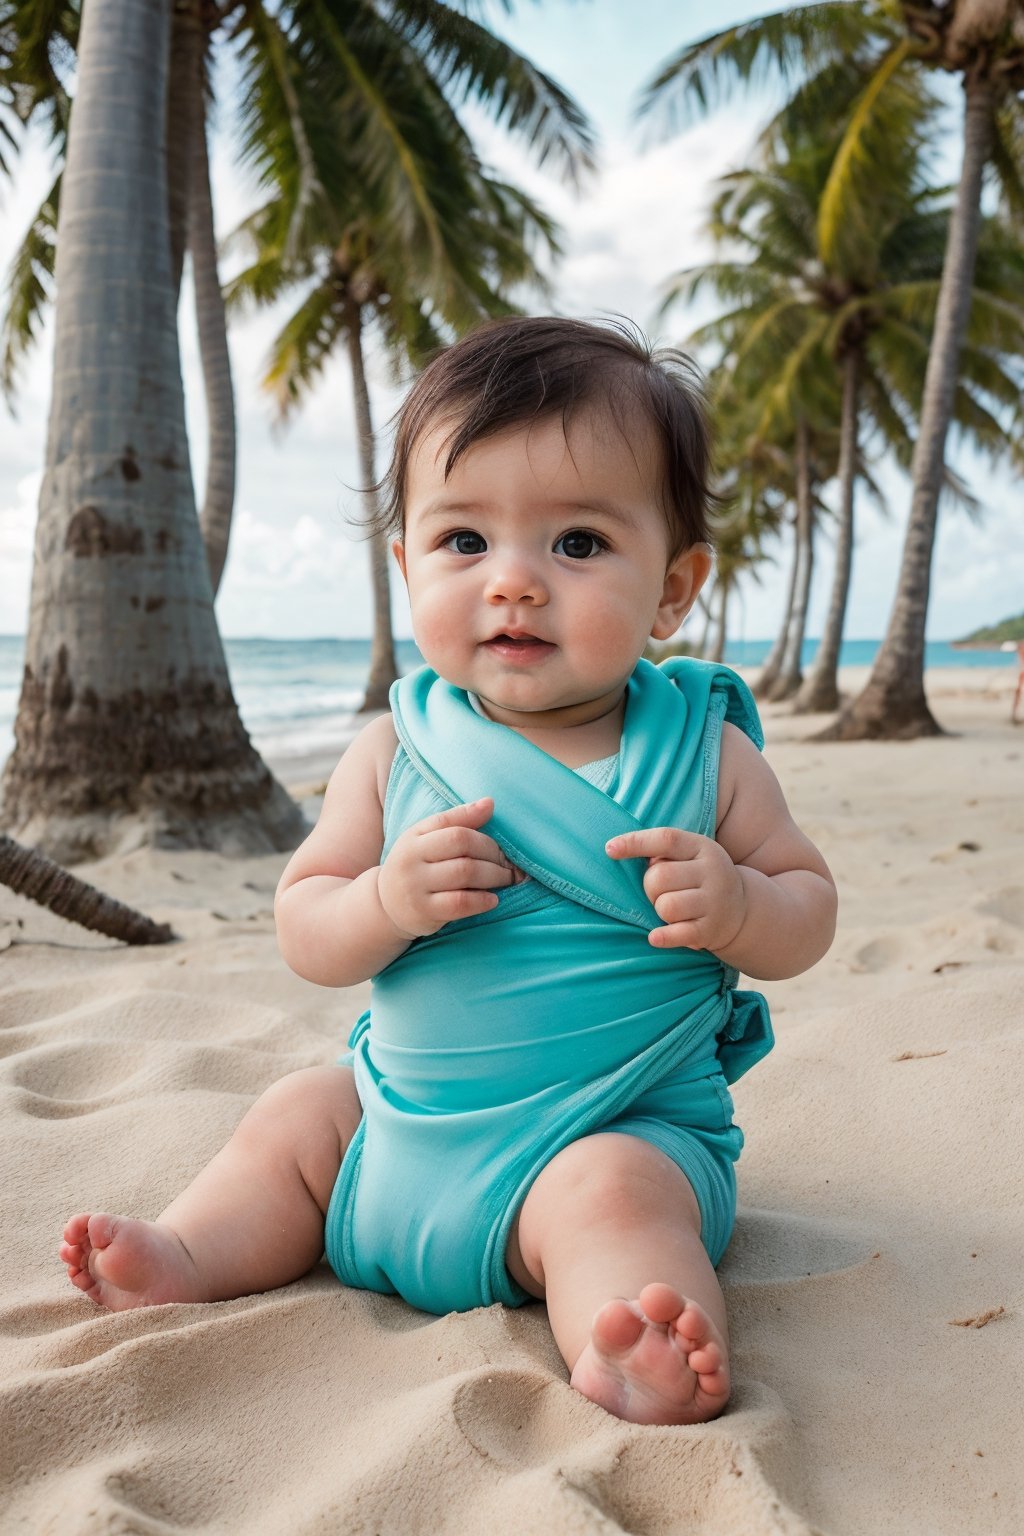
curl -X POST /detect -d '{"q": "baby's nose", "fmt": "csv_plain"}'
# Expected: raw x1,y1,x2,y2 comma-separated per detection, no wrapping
483,556,549,605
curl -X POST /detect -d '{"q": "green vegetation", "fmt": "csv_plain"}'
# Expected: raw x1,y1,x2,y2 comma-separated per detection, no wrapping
954,613,1024,648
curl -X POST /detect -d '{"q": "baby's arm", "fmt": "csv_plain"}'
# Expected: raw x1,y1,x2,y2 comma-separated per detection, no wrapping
275,715,519,987
709,723,837,979
606,723,836,981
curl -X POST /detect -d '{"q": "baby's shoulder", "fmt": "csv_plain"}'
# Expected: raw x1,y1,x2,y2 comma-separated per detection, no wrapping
714,720,775,831
353,710,400,812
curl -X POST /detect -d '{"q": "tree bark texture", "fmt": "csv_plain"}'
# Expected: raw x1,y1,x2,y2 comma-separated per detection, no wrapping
0,0,304,861
753,513,800,700
166,1,204,300
346,305,398,712
768,420,814,701
824,72,995,740
0,834,176,944
188,43,236,599
795,349,860,714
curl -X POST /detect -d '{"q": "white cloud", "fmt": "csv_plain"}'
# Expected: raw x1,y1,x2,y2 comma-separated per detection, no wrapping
0,472,40,634
1,22,1022,644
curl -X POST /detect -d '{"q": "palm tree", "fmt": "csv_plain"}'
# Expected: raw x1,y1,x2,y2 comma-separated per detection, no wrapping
3,0,594,688
702,416,785,664
638,0,1024,736
231,179,557,709
672,89,1024,718
226,3,584,709
0,0,304,859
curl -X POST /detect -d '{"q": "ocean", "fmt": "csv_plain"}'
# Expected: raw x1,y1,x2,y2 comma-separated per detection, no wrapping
0,634,1013,782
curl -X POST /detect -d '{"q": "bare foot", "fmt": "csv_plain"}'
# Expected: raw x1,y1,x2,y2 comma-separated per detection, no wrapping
569,1282,730,1425
60,1213,204,1311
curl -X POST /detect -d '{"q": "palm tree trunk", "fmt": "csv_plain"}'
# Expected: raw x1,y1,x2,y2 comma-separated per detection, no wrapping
795,349,860,714
166,0,203,300
768,419,813,701
709,577,728,663
189,44,236,599
0,834,175,944
753,512,799,700
345,302,398,712
824,71,995,740
696,593,713,659
0,0,303,862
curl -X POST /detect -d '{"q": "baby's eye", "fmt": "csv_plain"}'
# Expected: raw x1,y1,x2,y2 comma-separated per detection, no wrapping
443,531,486,555
555,529,605,560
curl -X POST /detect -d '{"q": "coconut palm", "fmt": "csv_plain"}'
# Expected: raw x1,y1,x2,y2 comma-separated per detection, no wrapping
2,0,596,608
638,0,1024,736
231,181,557,708
225,3,577,709
0,0,304,859
702,410,788,665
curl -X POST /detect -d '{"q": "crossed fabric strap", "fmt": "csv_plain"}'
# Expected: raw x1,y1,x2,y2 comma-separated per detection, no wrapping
388,655,771,1084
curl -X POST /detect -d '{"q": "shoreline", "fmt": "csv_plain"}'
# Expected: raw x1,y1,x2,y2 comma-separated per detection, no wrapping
270,661,1022,798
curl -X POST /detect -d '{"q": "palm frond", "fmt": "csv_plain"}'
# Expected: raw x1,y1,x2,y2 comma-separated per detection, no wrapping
1,170,58,408
634,1,890,137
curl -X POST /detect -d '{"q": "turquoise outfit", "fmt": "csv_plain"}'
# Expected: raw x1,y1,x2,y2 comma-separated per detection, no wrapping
323,656,773,1315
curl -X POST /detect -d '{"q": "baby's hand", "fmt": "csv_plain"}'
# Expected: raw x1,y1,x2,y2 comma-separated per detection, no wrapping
606,827,746,954
377,797,524,939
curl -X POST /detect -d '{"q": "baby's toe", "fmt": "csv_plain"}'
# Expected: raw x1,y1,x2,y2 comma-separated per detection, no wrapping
686,1339,723,1375
636,1282,687,1325
63,1213,92,1246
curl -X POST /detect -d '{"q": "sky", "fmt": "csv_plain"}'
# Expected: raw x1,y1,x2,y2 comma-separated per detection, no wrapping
0,0,1020,644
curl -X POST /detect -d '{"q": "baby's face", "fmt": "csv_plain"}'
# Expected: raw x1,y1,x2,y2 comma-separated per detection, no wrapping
393,408,709,730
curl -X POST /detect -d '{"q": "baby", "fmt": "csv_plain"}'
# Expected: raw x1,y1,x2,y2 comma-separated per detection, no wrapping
61,316,836,1427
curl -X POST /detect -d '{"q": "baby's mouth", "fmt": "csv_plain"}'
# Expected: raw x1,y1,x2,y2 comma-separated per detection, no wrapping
483,634,556,656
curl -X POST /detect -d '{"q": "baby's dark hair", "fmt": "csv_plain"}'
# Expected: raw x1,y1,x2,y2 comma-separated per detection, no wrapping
368,315,716,559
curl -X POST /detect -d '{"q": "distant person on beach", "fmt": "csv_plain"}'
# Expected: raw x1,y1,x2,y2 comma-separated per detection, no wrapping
1011,640,1024,724
60,317,837,1426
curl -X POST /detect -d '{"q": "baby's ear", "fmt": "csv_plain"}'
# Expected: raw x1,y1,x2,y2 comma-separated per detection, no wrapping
652,543,712,638
391,539,408,581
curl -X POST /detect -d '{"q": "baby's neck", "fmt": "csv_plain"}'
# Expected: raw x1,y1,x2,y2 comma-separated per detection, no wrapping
472,691,625,770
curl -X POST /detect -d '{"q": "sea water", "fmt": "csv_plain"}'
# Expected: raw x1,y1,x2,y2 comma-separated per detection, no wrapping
0,633,1012,782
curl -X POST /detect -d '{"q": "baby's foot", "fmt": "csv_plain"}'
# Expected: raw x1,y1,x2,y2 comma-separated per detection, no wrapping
60,1213,204,1311
570,1282,730,1425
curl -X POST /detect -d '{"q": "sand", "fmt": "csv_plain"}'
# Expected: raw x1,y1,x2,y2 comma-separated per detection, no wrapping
1,664,1020,1534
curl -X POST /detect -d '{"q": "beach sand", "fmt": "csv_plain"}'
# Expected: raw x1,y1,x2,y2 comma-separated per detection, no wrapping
1,665,1020,1533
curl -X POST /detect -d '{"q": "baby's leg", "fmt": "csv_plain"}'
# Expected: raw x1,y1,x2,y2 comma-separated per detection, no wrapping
60,1066,362,1310
507,1132,730,1425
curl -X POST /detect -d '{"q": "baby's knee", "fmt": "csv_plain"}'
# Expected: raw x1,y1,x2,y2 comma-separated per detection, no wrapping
240,1066,358,1148
526,1133,700,1237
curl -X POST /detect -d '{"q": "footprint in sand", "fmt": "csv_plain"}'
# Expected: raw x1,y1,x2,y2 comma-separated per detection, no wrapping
2,1037,286,1118
1,1040,152,1117
976,886,1024,929
852,934,906,973
451,1370,581,1467
718,1209,877,1286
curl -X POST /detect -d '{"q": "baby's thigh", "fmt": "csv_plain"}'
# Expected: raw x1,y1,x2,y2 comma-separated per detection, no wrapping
240,1065,363,1215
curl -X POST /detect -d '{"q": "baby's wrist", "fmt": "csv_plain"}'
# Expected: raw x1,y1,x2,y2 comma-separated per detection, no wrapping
712,867,750,958
373,867,421,944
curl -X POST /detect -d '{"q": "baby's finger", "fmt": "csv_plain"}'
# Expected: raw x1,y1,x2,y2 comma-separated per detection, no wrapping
420,797,495,834
431,856,519,892
649,887,705,925
430,888,503,922
648,919,705,950
606,827,705,862
642,859,704,902
423,824,516,871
